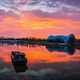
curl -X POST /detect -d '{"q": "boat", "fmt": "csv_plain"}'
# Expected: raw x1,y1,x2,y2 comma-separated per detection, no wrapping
11,51,28,72
11,51,27,64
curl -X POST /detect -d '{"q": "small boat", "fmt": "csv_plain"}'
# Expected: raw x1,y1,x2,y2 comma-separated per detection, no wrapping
11,51,27,64
11,51,28,73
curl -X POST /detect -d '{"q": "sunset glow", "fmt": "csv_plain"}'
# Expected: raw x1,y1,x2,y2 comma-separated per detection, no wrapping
0,1,80,80
0,45,80,64
0,0,80,38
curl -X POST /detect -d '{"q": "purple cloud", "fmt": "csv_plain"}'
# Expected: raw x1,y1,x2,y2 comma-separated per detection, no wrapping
0,0,80,20
31,8,80,20
0,9,20,18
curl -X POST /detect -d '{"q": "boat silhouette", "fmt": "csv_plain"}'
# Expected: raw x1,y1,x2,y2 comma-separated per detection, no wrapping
11,51,28,73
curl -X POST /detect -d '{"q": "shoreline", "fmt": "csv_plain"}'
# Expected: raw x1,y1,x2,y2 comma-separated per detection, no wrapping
0,38,80,46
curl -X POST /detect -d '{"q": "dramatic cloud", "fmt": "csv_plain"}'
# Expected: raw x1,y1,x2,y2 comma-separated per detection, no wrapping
0,0,80,19
0,0,80,38
0,0,80,18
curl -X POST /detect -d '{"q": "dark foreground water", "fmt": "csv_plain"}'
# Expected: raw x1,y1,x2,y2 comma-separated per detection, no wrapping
0,43,80,80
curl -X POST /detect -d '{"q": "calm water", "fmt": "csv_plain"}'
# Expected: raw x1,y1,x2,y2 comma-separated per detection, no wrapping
0,44,80,80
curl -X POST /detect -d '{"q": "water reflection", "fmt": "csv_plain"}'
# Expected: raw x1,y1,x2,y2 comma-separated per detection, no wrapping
12,62,28,73
0,41,80,80
46,45,75,55
0,43,80,71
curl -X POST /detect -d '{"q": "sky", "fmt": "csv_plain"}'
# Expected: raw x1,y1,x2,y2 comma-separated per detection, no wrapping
0,0,80,38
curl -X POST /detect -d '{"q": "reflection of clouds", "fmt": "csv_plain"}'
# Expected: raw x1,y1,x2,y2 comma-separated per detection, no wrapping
55,54,67,58
0,68,60,80
0,58,3,62
59,70,80,80
21,68,59,80
72,56,80,59
0,68,10,73
0,68,80,80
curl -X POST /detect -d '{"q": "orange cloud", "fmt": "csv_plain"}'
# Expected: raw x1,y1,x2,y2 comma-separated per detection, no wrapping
0,12,80,38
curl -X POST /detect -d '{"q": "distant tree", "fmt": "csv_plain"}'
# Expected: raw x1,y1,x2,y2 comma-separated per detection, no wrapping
55,38,64,43
68,34,76,45
47,39,55,43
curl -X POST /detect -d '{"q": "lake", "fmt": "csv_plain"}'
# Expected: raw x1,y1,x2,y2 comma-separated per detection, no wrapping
0,43,80,80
